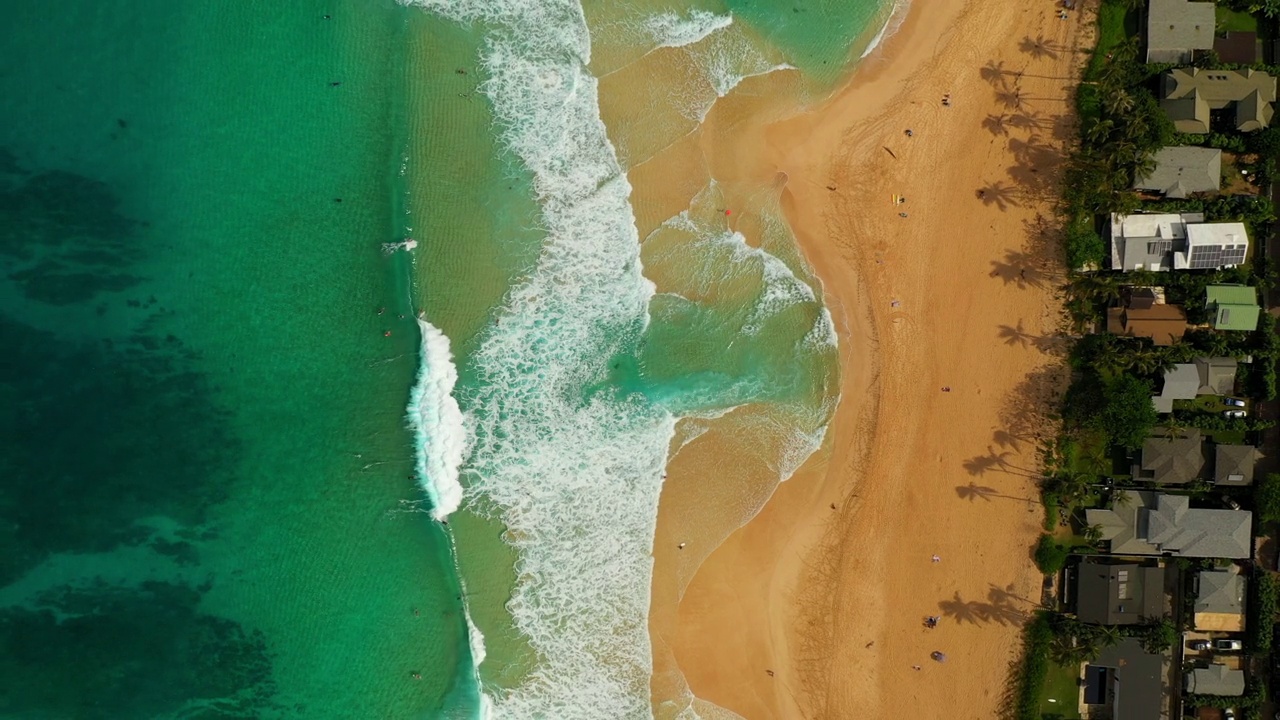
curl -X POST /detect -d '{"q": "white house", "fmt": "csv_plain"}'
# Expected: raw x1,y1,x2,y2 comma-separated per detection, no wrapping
1109,213,1249,271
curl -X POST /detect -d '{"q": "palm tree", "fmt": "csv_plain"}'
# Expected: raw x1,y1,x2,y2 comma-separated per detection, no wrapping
1102,88,1136,118
1083,523,1106,546
1096,624,1123,649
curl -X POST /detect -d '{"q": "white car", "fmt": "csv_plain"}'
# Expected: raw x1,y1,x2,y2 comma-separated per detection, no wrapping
1216,639,1243,652
1224,398,1246,407
1224,410,1247,419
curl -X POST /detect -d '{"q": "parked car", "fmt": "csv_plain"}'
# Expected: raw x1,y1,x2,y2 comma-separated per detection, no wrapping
1190,639,1211,651
1223,495,1242,511
1224,398,1246,407
1224,708,1235,720
1224,410,1247,419
1216,639,1243,652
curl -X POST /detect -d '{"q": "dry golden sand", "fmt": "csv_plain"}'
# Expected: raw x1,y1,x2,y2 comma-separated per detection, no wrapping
638,0,1095,718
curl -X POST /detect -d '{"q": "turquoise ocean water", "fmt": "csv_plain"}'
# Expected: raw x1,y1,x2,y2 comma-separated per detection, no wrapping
0,0,884,718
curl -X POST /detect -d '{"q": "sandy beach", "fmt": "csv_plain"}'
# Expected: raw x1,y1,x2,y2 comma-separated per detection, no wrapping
641,0,1094,717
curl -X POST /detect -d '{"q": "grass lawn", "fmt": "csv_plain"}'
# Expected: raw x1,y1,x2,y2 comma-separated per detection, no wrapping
1084,0,1135,81
1216,5,1259,33
1069,429,1113,476
1039,660,1084,719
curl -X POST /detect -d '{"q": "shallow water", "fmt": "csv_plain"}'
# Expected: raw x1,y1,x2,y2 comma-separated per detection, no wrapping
2,0,883,716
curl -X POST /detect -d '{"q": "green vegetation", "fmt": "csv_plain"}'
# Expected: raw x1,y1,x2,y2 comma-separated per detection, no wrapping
1063,372,1157,449
1218,4,1261,31
1127,617,1177,653
1083,0,1135,82
1035,534,1072,574
1249,570,1279,653
1039,660,1085,719
1255,473,1280,526
1011,612,1054,720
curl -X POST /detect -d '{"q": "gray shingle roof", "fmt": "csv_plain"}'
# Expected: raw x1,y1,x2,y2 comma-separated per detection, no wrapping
1186,664,1246,696
1195,356,1238,395
1133,429,1206,484
1162,68,1278,133
1196,569,1245,616
1135,146,1222,198
1146,0,1216,64
1088,491,1253,558
1215,445,1258,486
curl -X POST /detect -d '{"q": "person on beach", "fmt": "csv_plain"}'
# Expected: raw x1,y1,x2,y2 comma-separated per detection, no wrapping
912,665,922,671
931,554,941,562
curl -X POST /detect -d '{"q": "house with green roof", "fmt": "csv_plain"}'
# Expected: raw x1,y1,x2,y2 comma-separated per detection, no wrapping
1205,284,1262,331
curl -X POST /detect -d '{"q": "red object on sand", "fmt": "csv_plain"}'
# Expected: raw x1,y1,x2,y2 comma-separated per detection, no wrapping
725,209,732,215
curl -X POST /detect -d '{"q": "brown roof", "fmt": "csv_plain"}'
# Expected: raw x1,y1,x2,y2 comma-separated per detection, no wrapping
1107,304,1188,345
1215,31,1259,65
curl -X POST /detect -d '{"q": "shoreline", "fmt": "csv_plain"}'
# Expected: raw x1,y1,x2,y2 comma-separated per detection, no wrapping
644,0,1093,715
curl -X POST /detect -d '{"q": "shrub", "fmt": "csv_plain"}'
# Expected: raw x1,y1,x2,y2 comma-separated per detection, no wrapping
1035,534,1071,574
1248,570,1279,653
1010,612,1053,720
1064,217,1106,270
1256,475,1280,527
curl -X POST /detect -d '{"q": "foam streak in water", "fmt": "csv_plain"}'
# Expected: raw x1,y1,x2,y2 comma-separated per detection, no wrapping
641,9,733,50
406,318,467,521
403,0,675,717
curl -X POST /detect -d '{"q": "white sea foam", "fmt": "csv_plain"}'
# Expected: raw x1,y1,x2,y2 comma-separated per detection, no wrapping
804,306,839,349
406,318,467,522
403,0,675,717
641,9,733,50
861,0,912,59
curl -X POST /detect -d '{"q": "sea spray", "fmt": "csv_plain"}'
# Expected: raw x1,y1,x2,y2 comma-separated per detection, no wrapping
640,9,733,50
407,318,467,521
403,0,676,716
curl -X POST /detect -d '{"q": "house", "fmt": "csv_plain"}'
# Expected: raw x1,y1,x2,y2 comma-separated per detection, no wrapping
1215,444,1258,486
1107,302,1188,345
1185,663,1246,695
1146,0,1216,64
1131,429,1206,484
1108,213,1249,271
1134,146,1222,198
1194,568,1246,631
1086,491,1252,558
1161,67,1277,133
1194,356,1239,395
1151,363,1200,412
1084,638,1165,720
1074,560,1167,624
1206,284,1262,331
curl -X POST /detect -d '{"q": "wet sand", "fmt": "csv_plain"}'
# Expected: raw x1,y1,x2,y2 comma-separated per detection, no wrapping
641,0,1092,717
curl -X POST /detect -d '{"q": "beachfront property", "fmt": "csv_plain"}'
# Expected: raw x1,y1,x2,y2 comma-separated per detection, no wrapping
1194,355,1240,394
1106,300,1188,345
1086,491,1252,558
1131,429,1206,484
1215,444,1258,486
1151,363,1198,412
1084,638,1166,720
1107,212,1249,271
1133,146,1222,198
1145,0,1215,63
1206,284,1263,331
1160,68,1277,133
1193,568,1247,631
1073,559,1167,624
1185,663,1247,695
1150,356,1241,412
